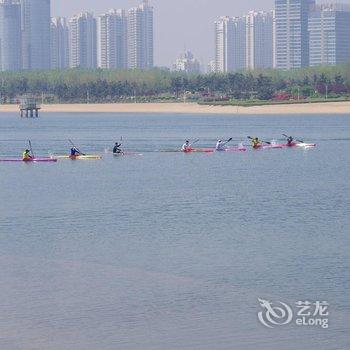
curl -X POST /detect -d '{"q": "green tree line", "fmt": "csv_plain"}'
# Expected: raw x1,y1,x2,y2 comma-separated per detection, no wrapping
1,63,350,103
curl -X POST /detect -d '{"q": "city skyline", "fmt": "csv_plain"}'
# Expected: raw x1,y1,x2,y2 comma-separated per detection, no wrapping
52,0,350,67
1,0,350,72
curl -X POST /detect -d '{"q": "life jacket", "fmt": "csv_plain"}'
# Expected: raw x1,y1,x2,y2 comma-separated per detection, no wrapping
252,139,261,148
23,151,31,160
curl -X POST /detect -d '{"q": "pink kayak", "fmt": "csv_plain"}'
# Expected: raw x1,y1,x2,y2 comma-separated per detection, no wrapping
253,144,283,150
283,142,317,148
217,147,247,152
183,148,214,153
0,157,57,162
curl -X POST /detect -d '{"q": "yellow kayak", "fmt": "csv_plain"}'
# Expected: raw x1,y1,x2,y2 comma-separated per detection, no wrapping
55,154,102,160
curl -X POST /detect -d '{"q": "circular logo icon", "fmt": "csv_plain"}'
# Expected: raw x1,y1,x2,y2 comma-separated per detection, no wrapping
258,298,293,328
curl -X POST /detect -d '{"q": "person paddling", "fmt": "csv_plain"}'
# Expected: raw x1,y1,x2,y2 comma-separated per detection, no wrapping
113,142,123,154
251,137,262,149
70,146,81,157
181,140,192,152
286,136,295,146
215,138,233,151
22,149,33,161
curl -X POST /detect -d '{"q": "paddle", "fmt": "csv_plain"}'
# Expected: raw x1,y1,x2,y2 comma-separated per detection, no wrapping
282,134,304,143
247,136,271,145
69,139,86,156
189,139,199,148
28,140,35,158
222,137,233,146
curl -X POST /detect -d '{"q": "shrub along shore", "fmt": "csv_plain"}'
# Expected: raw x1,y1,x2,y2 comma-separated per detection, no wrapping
1,63,350,105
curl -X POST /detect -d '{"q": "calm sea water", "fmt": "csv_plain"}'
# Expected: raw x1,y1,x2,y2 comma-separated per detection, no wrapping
0,113,349,350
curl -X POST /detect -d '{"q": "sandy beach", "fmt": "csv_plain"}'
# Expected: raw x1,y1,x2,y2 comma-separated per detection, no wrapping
0,101,349,114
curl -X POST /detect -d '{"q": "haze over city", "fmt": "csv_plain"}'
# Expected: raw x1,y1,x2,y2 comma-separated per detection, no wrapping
53,0,276,66
52,0,350,67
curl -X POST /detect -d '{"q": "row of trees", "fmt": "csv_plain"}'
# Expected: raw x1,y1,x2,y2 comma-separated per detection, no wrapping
1,63,350,103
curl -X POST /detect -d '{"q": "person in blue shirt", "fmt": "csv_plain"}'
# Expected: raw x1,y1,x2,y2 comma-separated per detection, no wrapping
70,147,81,156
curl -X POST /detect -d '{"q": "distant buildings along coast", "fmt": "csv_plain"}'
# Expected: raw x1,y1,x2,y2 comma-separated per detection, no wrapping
214,0,350,72
0,0,154,71
0,0,350,73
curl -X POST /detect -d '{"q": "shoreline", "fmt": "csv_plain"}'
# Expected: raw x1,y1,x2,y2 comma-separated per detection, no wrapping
0,101,349,114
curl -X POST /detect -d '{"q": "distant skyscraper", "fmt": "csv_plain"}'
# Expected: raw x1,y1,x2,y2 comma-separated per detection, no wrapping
21,0,51,70
0,0,21,71
309,3,350,66
232,16,247,71
215,16,234,73
173,51,200,73
246,11,274,70
69,12,97,69
215,16,246,73
50,17,69,69
275,0,315,69
98,9,127,69
127,0,154,69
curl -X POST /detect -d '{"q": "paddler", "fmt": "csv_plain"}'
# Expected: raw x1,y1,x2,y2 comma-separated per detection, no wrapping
181,140,191,152
70,146,81,157
286,136,294,146
22,149,33,160
251,137,262,149
113,142,123,154
215,140,224,151
216,139,233,151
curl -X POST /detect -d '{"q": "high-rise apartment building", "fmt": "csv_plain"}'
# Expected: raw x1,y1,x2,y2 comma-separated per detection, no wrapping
98,9,127,69
0,0,21,71
275,0,315,69
246,11,274,69
215,16,234,73
127,0,153,69
50,17,69,69
215,16,246,73
309,3,350,66
21,0,51,70
69,12,97,69
232,16,247,71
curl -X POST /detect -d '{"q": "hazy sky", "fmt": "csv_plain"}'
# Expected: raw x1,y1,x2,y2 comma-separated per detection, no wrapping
52,0,349,67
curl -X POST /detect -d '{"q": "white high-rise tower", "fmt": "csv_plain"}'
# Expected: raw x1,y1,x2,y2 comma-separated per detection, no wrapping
21,0,51,70
69,12,97,69
246,11,274,70
50,17,69,69
98,9,127,69
127,0,153,69
275,0,315,69
0,0,22,71
215,16,246,73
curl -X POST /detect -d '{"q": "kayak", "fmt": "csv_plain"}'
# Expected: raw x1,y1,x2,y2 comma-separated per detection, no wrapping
253,144,283,150
263,144,284,149
113,152,143,157
183,148,214,153
217,146,247,152
284,142,316,149
296,143,316,149
55,154,102,160
0,157,57,162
